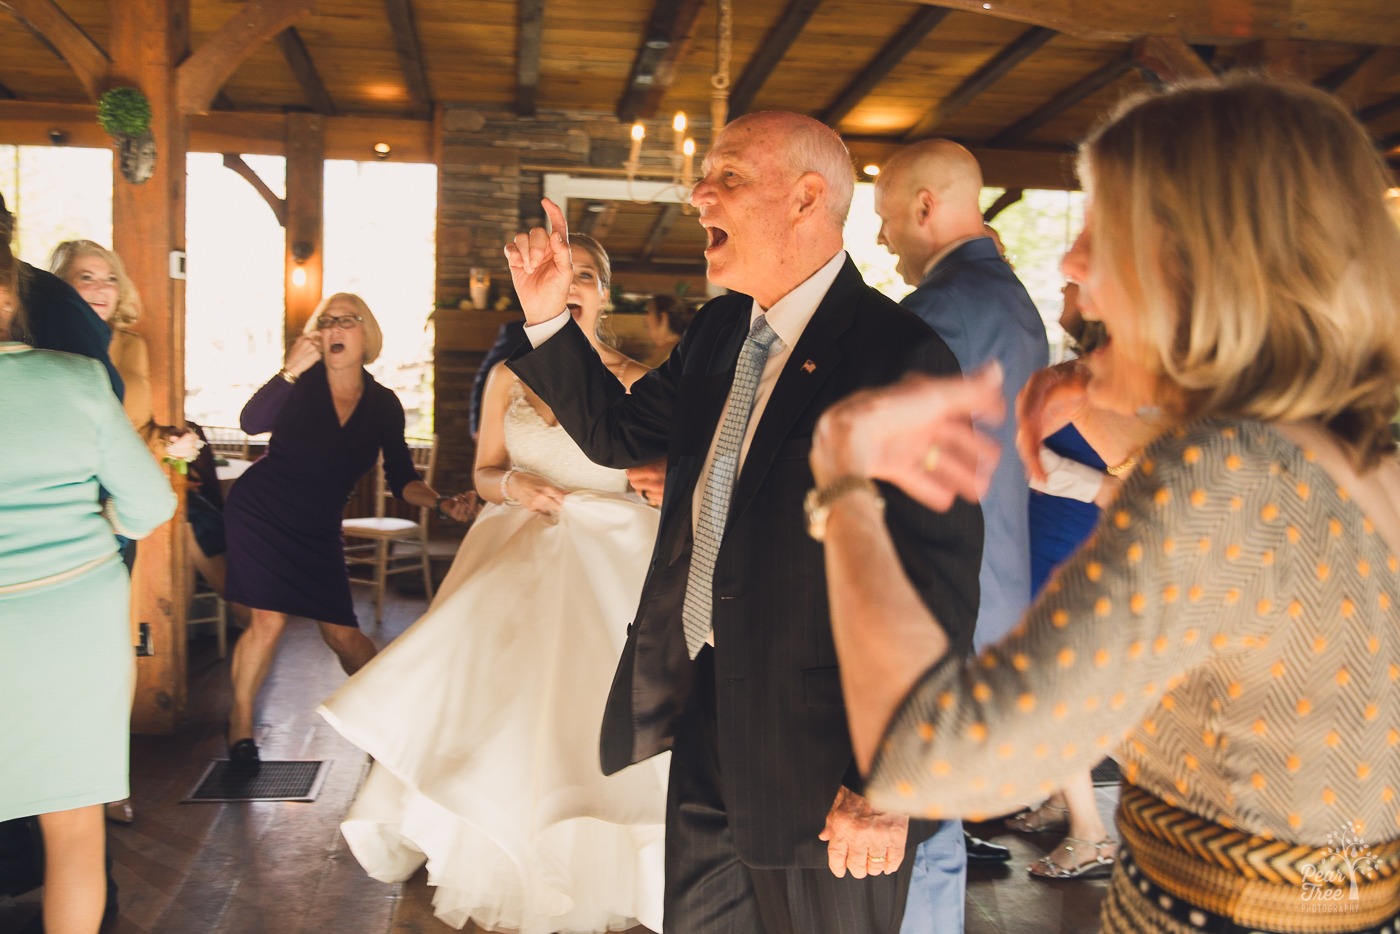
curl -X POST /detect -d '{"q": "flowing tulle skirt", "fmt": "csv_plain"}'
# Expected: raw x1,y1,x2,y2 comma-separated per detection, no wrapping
319,493,667,933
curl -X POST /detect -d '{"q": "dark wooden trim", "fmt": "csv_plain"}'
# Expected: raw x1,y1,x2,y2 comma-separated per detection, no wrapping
516,0,544,117
727,0,826,118
0,80,19,100
981,187,1023,222
274,26,337,116
383,0,432,114
988,52,1133,146
616,0,707,122
222,153,287,226
904,26,1057,142
1360,93,1400,124
1328,48,1400,110
212,90,236,110
2,0,110,100
818,6,949,128
175,0,314,115
1319,48,1377,92
639,203,682,261
612,259,706,276
1131,36,1213,83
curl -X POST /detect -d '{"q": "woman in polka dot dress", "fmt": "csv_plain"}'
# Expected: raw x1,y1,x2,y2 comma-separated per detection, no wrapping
810,75,1400,934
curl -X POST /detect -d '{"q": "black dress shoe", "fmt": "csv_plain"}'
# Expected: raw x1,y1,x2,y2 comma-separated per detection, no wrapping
227,738,261,777
964,832,1012,862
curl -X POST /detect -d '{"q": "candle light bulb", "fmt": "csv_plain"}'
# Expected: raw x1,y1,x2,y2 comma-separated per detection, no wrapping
631,122,646,142
291,266,307,288
627,122,646,178
672,112,687,134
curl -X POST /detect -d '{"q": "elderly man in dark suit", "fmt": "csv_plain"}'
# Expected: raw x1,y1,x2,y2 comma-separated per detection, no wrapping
506,111,981,934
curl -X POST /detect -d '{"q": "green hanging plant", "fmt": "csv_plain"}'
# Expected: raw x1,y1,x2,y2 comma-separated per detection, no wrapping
97,87,152,138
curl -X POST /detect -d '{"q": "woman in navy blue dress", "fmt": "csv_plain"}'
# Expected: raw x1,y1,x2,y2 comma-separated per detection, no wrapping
224,293,469,770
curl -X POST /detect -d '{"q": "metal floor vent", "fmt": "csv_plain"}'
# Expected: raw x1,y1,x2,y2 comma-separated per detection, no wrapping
183,759,329,803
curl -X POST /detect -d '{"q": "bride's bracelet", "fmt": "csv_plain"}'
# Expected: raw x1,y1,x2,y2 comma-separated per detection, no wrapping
500,468,523,507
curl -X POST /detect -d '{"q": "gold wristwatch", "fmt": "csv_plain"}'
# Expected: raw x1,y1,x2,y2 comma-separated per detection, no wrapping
803,476,884,542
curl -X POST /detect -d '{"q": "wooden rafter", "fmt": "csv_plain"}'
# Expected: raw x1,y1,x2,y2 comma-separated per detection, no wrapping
222,153,286,226
1327,48,1400,110
275,26,338,116
1236,38,1309,79
1,0,110,100
981,188,1023,222
819,6,949,128
616,0,707,122
579,202,618,240
213,91,237,110
1131,36,1214,83
905,0,1400,46
516,0,544,117
0,80,18,100
844,135,1078,189
727,0,825,118
1360,94,1400,124
640,203,682,261
176,0,314,115
383,0,432,114
988,51,1133,147
904,26,1057,142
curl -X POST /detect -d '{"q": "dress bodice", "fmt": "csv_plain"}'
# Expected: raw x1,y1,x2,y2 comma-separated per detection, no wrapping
503,380,630,494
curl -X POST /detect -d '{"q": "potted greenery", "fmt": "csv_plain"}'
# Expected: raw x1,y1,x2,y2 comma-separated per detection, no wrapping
98,87,156,184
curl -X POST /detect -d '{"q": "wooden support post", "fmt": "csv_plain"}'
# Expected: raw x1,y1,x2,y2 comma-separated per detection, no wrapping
108,0,191,734
284,112,325,344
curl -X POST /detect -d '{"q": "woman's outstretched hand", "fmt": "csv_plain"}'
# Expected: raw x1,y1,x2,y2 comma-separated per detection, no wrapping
504,198,575,326
811,366,1005,513
1015,361,1089,483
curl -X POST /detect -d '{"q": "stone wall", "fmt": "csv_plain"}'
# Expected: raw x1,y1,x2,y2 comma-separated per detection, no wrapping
432,105,704,511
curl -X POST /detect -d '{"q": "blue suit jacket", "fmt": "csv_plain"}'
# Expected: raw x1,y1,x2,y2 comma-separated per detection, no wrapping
902,237,1048,649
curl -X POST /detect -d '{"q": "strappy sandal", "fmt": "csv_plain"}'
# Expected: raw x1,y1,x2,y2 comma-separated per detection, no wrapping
1005,801,1070,834
1028,836,1117,880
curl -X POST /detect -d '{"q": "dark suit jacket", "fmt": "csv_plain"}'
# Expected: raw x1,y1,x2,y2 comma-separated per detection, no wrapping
509,257,982,869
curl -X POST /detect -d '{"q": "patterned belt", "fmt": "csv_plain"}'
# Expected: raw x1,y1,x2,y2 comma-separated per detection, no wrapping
1117,783,1400,933
0,554,120,596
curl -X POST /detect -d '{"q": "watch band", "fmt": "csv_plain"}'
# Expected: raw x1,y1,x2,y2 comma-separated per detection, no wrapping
804,476,884,542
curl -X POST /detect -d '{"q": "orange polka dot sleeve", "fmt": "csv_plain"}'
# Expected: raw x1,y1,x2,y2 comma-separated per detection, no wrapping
865,419,1400,842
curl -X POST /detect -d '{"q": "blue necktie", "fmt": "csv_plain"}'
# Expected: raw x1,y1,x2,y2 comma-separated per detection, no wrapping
681,315,780,658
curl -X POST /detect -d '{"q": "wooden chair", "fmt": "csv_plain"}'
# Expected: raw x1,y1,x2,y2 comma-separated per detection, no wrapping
342,437,437,624
187,572,228,658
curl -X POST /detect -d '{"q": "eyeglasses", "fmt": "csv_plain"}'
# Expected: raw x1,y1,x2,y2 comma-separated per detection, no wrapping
315,314,362,330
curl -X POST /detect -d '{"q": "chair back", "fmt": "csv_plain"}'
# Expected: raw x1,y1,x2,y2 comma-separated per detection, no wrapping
204,425,250,459
368,436,437,519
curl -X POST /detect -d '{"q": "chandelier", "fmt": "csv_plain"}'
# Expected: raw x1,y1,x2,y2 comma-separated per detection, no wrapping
625,111,696,190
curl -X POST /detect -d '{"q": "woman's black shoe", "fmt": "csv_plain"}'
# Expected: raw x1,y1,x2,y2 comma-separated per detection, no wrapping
227,738,261,776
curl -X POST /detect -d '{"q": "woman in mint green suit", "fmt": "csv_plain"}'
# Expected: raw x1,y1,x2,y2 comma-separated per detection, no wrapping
0,268,175,933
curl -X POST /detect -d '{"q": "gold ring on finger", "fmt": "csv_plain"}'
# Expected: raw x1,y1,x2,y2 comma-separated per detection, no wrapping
923,444,942,472
868,854,886,863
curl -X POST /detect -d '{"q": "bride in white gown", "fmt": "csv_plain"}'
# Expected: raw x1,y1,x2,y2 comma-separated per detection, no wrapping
318,234,666,933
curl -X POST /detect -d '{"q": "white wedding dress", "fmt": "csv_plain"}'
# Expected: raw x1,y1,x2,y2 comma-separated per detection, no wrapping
318,380,667,933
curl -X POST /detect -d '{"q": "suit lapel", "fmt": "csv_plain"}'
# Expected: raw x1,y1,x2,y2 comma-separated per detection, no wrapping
725,260,862,526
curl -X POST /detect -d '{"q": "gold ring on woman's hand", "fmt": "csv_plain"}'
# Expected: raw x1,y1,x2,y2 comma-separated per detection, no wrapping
922,444,942,472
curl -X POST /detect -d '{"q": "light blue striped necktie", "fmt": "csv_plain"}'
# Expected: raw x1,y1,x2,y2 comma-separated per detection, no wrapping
682,314,780,658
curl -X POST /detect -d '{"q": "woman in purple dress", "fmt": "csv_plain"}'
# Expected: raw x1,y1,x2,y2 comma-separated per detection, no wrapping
224,293,469,771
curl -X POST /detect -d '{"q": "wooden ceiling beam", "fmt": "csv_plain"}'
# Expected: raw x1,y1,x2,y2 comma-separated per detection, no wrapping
904,25,1057,142
1360,94,1400,124
1328,48,1400,110
274,26,338,116
903,0,1400,46
988,51,1133,146
0,81,19,100
1132,36,1214,83
516,0,543,117
176,0,314,115
1,0,110,100
0,99,434,161
1235,38,1309,79
383,0,432,115
727,0,826,118
616,0,707,123
846,135,1078,189
819,6,950,128
639,203,683,261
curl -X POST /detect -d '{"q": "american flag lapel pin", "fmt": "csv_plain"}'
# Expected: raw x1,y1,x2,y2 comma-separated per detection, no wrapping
801,359,817,374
